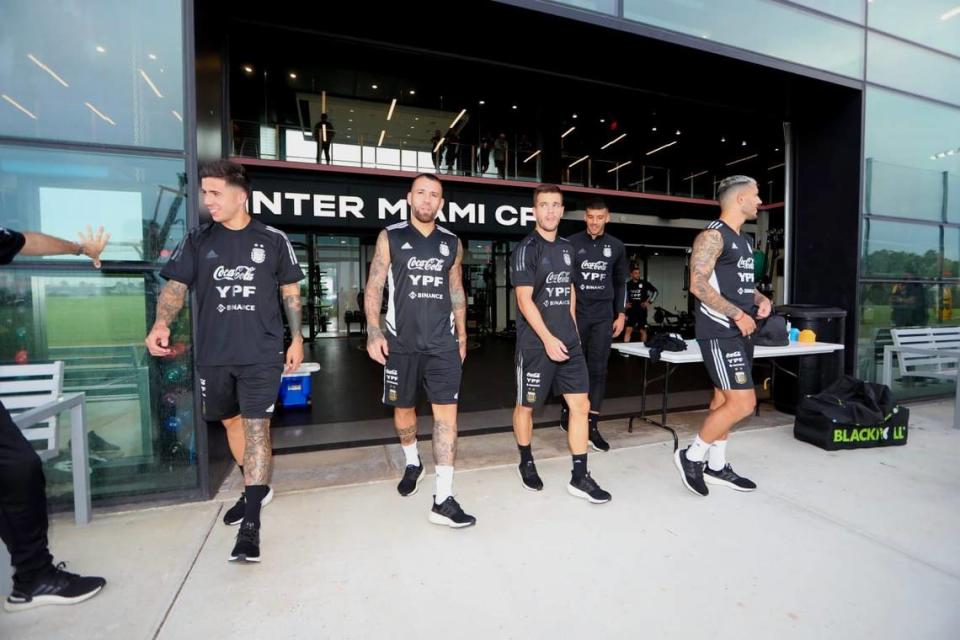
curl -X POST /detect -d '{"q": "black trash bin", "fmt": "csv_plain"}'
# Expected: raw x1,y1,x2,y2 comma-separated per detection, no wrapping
772,305,847,414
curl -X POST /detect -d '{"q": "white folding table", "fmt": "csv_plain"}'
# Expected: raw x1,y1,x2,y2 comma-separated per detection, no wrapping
612,339,845,450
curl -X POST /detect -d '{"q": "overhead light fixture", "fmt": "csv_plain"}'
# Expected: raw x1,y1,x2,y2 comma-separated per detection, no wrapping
433,137,445,153
561,126,576,139
675,129,681,135
523,150,542,163
607,160,632,173
449,108,466,130
386,98,397,121
171,110,182,122
601,133,627,150
27,53,69,87
138,69,163,98
243,65,253,74
741,140,747,146
511,104,517,110
2,94,37,119
683,170,708,180
148,53,157,60
414,117,419,121
721,137,726,142
646,140,677,156
726,153,758,166
409,89,416,95
378,129,386,146
651,126,657,132
775,147,780,152
768,162,785,170
371,84,378,89
568,154,589,168
940,6,960,20
321,123,327,142
289,72,297,79
572,113,578,119
409,125,414,129
479,100,485,105
600,118,605,123
84,101,116,125
95,45,106,53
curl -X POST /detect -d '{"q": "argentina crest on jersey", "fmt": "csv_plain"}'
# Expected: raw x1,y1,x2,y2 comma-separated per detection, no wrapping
603,245,612,258
251,243,266,264
563,250,571,266
439,241,450,257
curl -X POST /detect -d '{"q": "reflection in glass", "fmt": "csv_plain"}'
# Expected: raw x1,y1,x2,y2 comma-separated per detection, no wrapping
868,1,960,58
0,0,184,149
0,145,187,265
867,32,960,107
861,219,940,278
0,271,197,504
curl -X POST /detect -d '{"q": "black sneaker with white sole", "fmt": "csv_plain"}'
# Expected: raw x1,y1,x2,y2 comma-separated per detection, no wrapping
704,464,757,492
428,496,477,528
674,447,708,497
397,463,425,496
588,425,610,452
229,521,261,563
223,486,274,525
4,562,106,613
567,472,612,503
559,405,569,432
517,460,544,491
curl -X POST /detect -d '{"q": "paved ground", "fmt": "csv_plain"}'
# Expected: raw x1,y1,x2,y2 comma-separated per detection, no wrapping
2,400,958,639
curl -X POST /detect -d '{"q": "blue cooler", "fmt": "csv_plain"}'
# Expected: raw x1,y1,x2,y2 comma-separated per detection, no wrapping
278,363,321,407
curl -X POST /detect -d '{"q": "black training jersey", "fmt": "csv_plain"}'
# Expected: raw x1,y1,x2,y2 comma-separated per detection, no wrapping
511,231,580,351
627,279,657,305
694,219,755,340
567,230,628,319
161,218,305,366
383,221,459,354
0,227,26,264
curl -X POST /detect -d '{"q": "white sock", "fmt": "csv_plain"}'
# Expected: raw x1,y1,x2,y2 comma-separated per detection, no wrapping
434,465,454,504
402,442,420,467
708,439,728,471
685,436,711,462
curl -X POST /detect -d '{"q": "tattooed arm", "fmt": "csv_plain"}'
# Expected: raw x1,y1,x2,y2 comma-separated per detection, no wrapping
689,229,756,336
449,239,468,362
754,288,772,319
145,280,188,356
281,282,303,372
365,230,391,365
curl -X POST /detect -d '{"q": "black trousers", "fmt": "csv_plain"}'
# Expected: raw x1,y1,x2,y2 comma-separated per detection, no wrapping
0,400,53,584
577,313,614,413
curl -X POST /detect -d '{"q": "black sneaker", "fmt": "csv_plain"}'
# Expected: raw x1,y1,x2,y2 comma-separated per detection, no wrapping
517,460,543,491
4,562,105,612
428,496,477,528
223,486,274,525
559,406,569,432
704,464,757,492
229,521,261,563
397,463,425,497
589,425,611,452
567,471,612,503
674,447,709,497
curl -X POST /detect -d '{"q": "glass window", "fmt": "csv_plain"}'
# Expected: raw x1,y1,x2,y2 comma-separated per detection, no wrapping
867,32,960,107
622,0,864,78
864,88,960,221
0,0,184,149
790,0,864,23
868,1,960,58
0,270,198,504
861,219,941,278
550,0,619,15
0,145,188,265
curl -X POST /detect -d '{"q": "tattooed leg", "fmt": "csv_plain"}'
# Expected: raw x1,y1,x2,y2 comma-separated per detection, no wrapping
431,404,458,467
242,417,272,486
394,407,418,446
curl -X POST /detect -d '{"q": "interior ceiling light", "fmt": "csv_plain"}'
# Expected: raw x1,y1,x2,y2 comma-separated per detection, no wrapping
84,101,116,125
600,133,627,150
651,126,657,132
27,54,69,87
243,65,253,74
138,69,163,98
572,114,578,119
95,45,106,53
646,140,677,156
449,108,466,130
675,129,681,135
523,150,541,163
289,72,297,79
378,129,386,146
148,53,157,60
568,154,589,168
940,6,960,20
511,104,517,110
171,110,182,122
683,170,708,180
768,162,785,170
386,98,397,121
607,160,632,173
433,137,445,153
409,89,416,95
561,126,576,139
478,100,485,105
726,153,758,166
2,94,37,119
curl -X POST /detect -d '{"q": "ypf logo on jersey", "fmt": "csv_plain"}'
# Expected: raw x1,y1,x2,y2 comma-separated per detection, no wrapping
439,241,450,257
251,243,266,264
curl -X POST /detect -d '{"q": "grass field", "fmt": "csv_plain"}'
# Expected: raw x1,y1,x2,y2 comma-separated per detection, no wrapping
46,295,148,346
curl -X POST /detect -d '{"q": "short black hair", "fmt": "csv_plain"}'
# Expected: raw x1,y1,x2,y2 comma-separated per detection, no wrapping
199,160,250,192
584,198,608,212
411,173,443,190
533,184,562,206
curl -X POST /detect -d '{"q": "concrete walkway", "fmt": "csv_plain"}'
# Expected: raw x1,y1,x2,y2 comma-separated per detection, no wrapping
2,401,959,639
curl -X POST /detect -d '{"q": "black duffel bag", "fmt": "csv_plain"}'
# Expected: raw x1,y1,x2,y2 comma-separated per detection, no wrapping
794,375,909,450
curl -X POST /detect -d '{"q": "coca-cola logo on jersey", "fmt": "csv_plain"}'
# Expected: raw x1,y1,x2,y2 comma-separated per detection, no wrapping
406,257,445,272
213,266,257,281
545,271,571,284
580,260,608,271
737,256,754,270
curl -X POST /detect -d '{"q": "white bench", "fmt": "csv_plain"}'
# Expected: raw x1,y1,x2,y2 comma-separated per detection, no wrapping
882,326,960,430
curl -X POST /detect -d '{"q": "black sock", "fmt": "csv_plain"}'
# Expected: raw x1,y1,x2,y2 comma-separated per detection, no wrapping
243,485,270,526
518,444,533,464
588,414,599,430
572,453,588,479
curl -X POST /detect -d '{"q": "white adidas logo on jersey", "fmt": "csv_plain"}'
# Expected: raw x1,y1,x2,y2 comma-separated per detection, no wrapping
731,242,738,249
401,242,413,250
